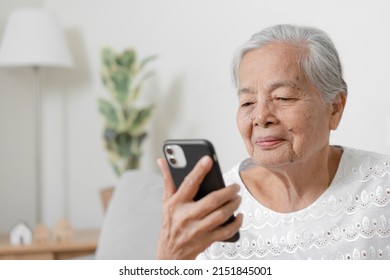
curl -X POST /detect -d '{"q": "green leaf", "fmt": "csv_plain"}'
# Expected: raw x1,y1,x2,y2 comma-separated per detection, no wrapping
128,105,154,135
101,70,109,87
127,84,141,105
138,54,158,72
109,160,122,177
103,127,117,149
133,132,148,151
128,133,148,169
113,164,122,176
116,49,136,70
110,70,130,104
114,132,132,157
99,47,157,174
101,48,115,69
127,71,154,105
98,99,120,128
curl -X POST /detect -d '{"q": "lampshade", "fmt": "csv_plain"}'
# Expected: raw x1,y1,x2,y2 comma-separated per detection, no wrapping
0,8,73,68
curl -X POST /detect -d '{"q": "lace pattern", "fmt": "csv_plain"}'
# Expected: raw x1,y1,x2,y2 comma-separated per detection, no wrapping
335,148,390,185
240,184,390,229
323,246,390,260
200,147,390,260
207,215,390,259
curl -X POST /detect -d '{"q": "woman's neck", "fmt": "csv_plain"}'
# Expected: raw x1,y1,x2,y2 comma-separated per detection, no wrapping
241,145,343,213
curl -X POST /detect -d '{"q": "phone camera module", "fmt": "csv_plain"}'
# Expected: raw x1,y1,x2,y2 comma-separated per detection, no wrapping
164,143,186,168
169,157,177,165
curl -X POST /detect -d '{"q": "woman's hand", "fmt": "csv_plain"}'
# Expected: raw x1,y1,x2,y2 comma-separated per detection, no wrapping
156,156,243,260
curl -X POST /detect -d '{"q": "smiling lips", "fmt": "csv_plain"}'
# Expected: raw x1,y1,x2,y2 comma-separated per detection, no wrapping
255,137,286,149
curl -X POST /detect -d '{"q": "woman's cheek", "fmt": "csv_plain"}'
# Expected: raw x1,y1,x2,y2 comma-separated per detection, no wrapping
237,112,254,155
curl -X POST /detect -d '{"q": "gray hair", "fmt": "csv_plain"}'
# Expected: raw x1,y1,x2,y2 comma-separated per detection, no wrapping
232,24,348,103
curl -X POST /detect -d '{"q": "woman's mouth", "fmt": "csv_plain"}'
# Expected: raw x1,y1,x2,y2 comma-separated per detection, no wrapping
255,137,286,149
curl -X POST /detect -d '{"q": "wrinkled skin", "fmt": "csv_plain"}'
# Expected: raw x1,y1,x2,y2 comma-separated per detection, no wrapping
236,42,346,213
156,156,243,259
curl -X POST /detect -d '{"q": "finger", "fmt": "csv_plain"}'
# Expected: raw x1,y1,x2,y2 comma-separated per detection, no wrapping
193,194,242,234
208,212,243,243
193,184,240,219
157,158,176,202
175,155,213,201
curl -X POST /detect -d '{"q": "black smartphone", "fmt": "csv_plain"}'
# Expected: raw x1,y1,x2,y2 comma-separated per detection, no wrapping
162,139,239,242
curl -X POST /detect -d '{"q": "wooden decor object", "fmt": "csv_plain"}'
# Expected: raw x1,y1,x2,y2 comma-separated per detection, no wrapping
33,224,51,244
53,218,73,243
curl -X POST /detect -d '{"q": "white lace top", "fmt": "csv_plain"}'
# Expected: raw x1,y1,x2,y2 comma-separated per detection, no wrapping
197,147,390,260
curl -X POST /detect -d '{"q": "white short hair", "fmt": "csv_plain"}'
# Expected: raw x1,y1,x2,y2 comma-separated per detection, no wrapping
232,24,348,103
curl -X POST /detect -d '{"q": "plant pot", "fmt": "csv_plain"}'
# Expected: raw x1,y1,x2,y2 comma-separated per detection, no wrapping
100,186,114,213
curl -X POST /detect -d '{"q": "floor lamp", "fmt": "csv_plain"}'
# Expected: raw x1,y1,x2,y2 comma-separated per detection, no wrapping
0,8,73,224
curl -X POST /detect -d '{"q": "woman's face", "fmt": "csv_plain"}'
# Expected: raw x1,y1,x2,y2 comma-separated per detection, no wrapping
236,42,341,168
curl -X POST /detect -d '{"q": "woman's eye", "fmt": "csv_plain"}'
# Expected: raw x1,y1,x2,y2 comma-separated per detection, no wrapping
241,102,254,107
275,97,293,101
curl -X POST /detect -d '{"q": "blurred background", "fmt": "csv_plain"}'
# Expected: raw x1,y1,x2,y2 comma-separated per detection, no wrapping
0,0,389,232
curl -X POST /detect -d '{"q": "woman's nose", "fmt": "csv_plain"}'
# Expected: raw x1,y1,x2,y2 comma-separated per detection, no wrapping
252,99,278,128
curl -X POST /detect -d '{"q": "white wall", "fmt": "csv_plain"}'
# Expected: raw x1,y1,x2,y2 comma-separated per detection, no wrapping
0,0,44,231
1,0,390,231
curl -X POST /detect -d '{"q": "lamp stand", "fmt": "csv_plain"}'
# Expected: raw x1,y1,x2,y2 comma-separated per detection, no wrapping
32,66,42,224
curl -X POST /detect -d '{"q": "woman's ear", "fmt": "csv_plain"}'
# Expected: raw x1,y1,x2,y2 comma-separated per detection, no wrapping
329,92,347,130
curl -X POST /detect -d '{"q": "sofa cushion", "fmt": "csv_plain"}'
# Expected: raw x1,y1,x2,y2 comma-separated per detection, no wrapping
95,170,163,259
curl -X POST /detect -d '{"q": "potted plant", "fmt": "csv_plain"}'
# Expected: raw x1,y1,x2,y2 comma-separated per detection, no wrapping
98,47,156,177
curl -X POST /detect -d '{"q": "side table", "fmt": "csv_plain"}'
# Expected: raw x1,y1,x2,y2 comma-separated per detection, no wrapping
0,229,99,260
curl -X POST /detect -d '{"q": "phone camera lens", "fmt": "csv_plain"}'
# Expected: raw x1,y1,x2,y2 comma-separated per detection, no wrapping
169,157,177,165
166,148,174,155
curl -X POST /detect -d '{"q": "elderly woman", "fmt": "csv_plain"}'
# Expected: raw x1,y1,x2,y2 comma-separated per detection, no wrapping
156,24,390,260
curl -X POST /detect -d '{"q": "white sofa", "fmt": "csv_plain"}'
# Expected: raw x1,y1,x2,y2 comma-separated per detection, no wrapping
95,170,163,259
